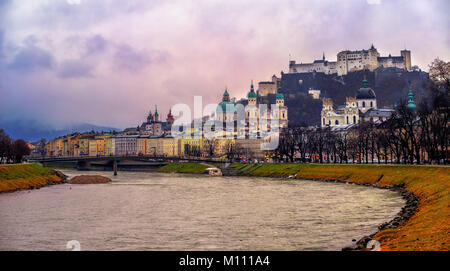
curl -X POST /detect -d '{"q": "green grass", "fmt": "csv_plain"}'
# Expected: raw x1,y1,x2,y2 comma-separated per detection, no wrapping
0,163,52,179
0,164,65,192
157,162,209,174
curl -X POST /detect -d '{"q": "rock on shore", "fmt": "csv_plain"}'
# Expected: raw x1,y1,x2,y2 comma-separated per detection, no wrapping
68,175,112,184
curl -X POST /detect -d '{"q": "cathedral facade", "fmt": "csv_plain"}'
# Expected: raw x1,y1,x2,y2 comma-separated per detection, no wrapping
215,82,288,138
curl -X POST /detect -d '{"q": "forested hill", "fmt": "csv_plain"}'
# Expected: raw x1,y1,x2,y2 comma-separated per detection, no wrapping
281,67,429,126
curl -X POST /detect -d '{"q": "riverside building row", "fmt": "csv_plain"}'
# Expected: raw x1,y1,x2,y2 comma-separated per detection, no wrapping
44,134,268,159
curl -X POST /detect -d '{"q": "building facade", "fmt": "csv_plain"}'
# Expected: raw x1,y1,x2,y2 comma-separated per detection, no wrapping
321,79,393,127
114,135,138,155
289,45,412,76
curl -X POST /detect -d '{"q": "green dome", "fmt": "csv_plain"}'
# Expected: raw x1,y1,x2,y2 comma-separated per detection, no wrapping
407,89,416,110
217,101,236,113
276,93,284,100
362,79,368,88
248,81,256,98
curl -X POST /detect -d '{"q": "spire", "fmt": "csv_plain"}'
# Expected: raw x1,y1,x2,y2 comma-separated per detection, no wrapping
167,109,174,119
362,75,368,88
407,89,416,110
248,80,257,98
223,86,230,102
154,105,159,120
147,110,154,122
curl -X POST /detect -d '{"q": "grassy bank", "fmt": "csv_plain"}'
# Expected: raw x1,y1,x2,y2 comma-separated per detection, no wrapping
157,162,209,174
0,164,66,193
227,163,449,251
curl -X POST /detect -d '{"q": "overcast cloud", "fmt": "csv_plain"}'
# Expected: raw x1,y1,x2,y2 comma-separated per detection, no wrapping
0,0,448,128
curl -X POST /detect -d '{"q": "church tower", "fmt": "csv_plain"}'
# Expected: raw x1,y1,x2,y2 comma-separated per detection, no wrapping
154,107,159,122
147,110,154,123
166,109,175,127
222,87,230,102
248,80,257,105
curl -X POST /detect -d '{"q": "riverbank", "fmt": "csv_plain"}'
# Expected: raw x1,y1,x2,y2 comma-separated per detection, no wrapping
163,162,449,251
157,162,209,174
0,164,67,193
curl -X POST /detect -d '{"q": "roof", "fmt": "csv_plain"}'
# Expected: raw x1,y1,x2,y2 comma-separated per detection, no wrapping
276,93,284,100
363,108,394,118
356,79,376,99
248,82,257,98
356,87,376,99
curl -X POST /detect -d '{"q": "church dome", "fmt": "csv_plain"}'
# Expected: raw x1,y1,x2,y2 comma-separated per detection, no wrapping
276,93,284,100
356,79,376,99
217,101,236,113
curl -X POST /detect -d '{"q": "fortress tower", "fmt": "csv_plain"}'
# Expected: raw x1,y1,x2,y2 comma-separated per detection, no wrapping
401,49,412,71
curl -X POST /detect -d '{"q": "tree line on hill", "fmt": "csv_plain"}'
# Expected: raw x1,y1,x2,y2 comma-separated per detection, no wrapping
0,129,31,164
275,59,449,165
282,65,429,126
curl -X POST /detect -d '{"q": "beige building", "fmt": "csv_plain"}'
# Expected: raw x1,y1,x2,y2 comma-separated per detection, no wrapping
321,97,360,127
105,137,115,156
88,139,97,156
137,136,148,155
289,45,412,76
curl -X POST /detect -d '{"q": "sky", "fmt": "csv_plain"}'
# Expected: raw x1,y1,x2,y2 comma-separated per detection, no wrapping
0,0,449,129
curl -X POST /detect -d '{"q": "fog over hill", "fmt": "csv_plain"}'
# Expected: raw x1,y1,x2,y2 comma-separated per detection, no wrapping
0,119,120,142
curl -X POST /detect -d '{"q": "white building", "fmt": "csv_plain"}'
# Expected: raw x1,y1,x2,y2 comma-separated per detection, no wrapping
289,45,412,76
321,79,393,127
114,135,138,155
215,82,288,138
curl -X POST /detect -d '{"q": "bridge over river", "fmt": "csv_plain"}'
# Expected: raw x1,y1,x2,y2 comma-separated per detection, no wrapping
29,156,224,175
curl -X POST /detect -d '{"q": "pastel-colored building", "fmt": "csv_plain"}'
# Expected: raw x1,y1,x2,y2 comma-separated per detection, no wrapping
105,137,116,156
88,139,98,156
179,137,203,157
137,136,149,155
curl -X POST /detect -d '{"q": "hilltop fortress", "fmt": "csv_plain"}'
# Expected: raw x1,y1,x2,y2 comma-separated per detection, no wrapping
289,45,411,76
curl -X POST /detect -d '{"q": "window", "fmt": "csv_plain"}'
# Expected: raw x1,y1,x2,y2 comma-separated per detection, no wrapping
346,116,349,124
353,116,356,123
335,120,339,125
370,101,373,107
362,101,366,107
323,118,325,125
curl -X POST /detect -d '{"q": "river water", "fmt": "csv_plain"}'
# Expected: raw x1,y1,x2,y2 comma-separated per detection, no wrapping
0,170,404,251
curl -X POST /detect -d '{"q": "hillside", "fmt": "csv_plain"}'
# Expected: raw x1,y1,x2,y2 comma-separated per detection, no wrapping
281,68,429,126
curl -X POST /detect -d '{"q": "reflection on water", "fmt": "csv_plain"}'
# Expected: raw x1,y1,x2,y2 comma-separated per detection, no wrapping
0,170,404,250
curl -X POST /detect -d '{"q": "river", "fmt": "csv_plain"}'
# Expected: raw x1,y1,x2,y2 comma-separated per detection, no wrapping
0,170,404,250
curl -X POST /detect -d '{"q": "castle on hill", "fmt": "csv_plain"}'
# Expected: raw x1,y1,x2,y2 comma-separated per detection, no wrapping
289,45,412,76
